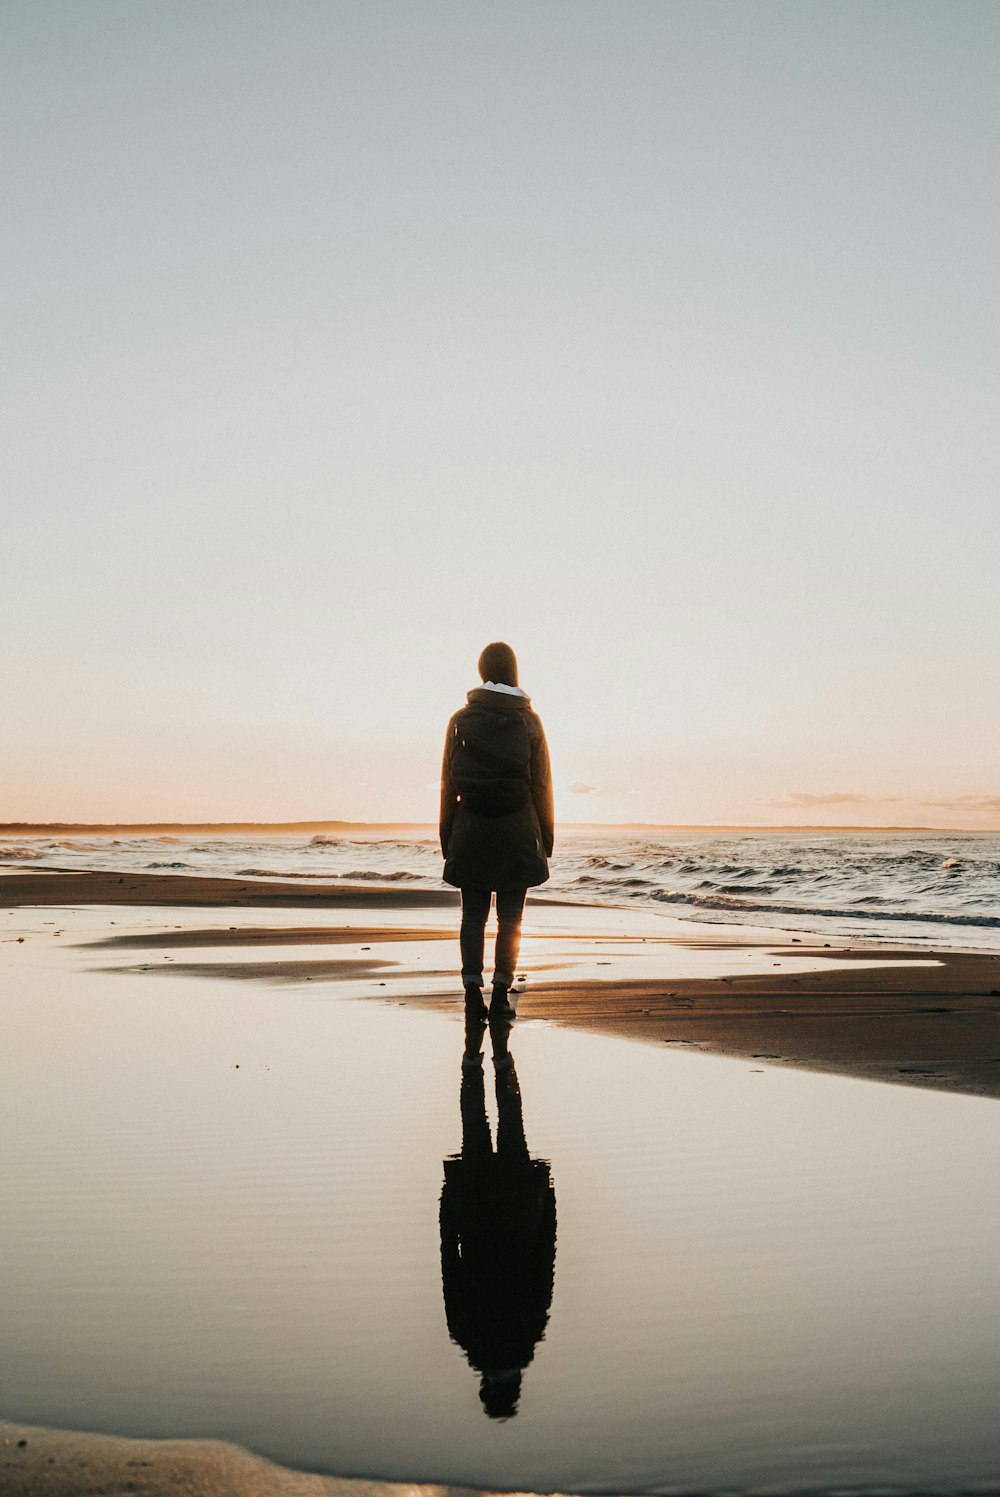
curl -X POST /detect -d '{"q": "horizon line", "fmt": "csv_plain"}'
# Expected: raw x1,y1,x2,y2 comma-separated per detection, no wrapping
1,820,995,835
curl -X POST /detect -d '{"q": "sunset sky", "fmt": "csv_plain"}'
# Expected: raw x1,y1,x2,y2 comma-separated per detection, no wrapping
5,2,998,828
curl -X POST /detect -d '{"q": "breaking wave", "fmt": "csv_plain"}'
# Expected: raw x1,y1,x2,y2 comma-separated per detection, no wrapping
646,886,1000,930
4,828,999,951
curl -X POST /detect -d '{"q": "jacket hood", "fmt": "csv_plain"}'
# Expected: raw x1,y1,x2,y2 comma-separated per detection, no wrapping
466,687,532,710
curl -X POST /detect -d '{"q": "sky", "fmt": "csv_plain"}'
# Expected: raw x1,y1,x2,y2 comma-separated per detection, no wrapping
4,1,998,828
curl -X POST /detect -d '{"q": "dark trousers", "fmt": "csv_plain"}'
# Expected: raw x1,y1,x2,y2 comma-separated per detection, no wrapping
460,1058,530,1164
460,886,527,991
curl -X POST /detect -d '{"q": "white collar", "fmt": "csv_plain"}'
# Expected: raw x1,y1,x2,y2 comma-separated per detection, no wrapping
482,680,528,698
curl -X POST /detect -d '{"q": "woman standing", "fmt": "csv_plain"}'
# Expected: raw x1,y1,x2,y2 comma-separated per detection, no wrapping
440,643,554,1020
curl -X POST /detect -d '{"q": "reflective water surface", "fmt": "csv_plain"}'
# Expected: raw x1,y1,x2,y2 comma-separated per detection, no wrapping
2,909,1000,1495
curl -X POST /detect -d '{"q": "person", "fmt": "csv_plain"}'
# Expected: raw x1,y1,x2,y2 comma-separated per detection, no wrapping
439,642,554,1020
439,1017,557,1420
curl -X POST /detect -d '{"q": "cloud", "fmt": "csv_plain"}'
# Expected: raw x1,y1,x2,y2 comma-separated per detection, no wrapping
564,781,599,795
765,792,1000,821
767,792,899,809
920,795,1000,812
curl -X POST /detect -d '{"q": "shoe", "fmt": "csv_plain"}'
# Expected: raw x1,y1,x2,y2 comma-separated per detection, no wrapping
464,984,487,1019
489,985,515,1021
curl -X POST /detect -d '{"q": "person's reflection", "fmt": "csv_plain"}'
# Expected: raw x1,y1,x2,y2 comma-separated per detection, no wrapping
439,1013,557,1420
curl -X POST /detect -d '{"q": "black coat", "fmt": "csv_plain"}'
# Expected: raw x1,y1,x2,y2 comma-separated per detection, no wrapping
440,1154,557,1374
440,1064,557,1390
440,689,554,892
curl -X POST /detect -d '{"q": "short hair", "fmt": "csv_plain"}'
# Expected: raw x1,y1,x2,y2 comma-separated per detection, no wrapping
478,641,518,687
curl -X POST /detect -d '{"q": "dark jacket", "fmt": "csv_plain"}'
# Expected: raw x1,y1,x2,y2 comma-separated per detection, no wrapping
440,688,554,892
440,1154,557,1375
440,1064,557,1391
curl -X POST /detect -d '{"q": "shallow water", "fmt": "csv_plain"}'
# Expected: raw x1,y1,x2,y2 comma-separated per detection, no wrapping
2,917,1000,1495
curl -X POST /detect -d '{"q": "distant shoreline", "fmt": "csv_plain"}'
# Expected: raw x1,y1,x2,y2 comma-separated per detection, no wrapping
2,820,994,835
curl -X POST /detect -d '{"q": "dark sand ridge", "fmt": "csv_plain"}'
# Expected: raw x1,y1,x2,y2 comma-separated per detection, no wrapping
523,950,1000,1099
85,925,455,948
0,869,460,909
76,925,456,983
6,869,1000,1101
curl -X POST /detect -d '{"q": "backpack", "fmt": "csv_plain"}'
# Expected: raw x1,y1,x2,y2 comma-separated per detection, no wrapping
451,714,532,818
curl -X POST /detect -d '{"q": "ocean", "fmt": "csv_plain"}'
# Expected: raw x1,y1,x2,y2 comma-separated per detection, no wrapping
3,827,998,952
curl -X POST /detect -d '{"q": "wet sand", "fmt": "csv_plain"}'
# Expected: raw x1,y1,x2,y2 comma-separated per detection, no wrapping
524,949,1000,1097
0,1417,493,1497
0,868,460,909
4,868,1000,1099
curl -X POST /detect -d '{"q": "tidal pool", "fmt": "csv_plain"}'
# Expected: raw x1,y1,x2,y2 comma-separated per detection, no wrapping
2,915,999,1495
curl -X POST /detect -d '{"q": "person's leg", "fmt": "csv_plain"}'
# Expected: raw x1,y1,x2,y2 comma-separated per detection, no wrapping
459,1063,493,1161
460,887,492,1010
494,1058,529,1160
491,885,527,1010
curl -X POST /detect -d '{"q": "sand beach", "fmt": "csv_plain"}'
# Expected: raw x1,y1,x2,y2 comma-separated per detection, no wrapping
0,1416,465,1497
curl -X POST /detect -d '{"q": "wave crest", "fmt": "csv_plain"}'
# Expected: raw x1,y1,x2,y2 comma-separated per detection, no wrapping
647,887,1000,929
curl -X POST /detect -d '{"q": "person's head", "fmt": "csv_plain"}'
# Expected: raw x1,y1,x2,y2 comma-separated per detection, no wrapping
478,641,518,687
